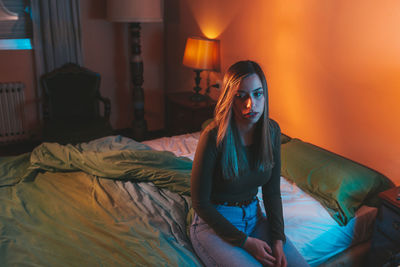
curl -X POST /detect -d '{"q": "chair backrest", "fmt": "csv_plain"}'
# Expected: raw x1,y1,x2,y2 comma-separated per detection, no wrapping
41,63,101,121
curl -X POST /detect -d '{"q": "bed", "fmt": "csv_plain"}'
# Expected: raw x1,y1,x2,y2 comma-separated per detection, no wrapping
0,131,393,266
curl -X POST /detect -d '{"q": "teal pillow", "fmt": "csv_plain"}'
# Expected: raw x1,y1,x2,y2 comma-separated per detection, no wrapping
280,133,291,144
281,139,394,225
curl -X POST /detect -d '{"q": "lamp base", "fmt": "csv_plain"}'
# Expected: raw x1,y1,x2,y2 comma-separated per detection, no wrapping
190,69,208,102
190,92,208,102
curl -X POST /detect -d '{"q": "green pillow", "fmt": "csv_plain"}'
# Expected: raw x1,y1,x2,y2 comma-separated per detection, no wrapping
280,133,291,144
281,139,394,226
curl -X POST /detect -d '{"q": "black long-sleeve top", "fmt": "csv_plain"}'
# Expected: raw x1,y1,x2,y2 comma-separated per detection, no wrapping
191,119,285,247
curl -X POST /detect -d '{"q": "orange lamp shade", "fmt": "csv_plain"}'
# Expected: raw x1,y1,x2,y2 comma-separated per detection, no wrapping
183,37,220,71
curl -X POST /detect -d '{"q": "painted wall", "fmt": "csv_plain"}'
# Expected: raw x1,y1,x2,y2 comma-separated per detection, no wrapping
165,0,400,185
80,0,165,131
0,50,38,137
0,0,165,135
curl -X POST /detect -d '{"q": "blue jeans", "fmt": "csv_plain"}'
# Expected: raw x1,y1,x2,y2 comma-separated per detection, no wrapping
190,200,309,267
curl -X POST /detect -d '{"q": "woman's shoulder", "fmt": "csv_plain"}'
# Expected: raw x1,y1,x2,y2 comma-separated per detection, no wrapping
199,121,218,146
268,118,281,135
268,119,281,150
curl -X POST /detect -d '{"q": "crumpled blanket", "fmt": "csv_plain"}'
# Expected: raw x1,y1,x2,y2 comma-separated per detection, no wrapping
0,136,201,267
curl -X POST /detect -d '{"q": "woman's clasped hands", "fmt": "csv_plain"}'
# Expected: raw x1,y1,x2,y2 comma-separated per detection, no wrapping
243,237,287,267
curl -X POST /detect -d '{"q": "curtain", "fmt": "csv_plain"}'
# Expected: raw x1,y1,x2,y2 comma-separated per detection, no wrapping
31,0,83,121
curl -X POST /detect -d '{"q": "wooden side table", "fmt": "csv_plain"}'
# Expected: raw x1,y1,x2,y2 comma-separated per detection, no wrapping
166,92,216,136
367,186,400,266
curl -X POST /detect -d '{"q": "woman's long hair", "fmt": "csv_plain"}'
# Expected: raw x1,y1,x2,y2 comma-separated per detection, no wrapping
213,60,274,180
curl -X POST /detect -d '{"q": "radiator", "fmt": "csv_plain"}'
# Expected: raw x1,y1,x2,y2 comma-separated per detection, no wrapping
0,82,27,144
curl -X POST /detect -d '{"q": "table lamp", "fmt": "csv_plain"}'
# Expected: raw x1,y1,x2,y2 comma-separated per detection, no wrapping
107,0,163,141
183,36,220,102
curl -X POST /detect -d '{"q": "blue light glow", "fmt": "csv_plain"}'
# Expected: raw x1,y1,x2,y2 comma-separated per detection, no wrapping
0,39,32,50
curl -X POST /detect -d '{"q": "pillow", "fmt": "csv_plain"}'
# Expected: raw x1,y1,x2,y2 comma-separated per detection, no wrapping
281,139,394,226
280,133,291,144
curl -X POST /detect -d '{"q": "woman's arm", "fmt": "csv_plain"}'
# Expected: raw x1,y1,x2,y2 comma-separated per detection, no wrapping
191,128,247,247
261,120,286,243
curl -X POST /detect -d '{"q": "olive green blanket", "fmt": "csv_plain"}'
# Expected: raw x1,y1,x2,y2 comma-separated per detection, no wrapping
0,136,201,266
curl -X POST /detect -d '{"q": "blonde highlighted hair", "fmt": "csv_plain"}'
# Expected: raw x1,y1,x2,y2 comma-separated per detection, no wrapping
213,60,274,179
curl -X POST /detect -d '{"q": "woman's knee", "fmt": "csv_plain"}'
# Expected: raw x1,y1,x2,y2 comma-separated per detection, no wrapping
190,224,262,267
283,238,309,267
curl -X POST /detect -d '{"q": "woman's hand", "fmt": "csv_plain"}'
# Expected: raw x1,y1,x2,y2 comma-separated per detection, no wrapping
272,240,287,267
243,236,276,266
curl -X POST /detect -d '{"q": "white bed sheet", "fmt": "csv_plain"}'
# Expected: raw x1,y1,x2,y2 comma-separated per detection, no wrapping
142,132,377,266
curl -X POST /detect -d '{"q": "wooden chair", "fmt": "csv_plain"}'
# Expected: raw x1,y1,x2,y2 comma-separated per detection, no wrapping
41,63,113,144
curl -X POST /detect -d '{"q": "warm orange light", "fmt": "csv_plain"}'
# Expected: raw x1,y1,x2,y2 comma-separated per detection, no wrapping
186,0,242,39
183,37,220,71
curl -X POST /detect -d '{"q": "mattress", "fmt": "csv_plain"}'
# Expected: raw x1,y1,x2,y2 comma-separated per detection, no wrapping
143,132,377,267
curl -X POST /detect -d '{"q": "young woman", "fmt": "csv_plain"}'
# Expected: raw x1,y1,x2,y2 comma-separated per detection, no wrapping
190,61,309,267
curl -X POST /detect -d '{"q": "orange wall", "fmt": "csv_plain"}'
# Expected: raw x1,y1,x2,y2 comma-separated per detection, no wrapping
165,0,400,185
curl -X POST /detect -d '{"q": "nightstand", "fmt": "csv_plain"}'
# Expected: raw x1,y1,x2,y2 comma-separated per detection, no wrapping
367,186,400,267
166,92,216,135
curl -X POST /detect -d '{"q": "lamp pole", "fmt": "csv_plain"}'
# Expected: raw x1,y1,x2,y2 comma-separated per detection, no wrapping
106,0,163,141
130,22,147,141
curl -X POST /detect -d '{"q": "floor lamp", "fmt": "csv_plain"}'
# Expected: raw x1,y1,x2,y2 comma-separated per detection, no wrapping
107,0,163,141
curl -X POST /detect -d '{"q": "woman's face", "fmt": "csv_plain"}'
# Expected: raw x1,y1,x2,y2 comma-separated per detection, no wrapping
233,74,265,127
